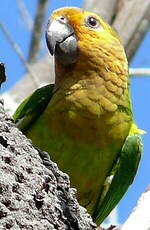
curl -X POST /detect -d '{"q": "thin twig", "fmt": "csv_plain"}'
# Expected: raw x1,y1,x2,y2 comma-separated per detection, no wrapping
0,22,40,87
16,0,33,30
28,0,49,63
129,68,150,76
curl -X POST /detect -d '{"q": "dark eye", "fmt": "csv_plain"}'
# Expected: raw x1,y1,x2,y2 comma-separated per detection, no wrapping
60,16,65,21
86,16,100,29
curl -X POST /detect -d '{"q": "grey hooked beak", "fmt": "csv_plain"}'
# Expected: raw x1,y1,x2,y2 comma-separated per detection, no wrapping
46,19,74,55
46,18,78,65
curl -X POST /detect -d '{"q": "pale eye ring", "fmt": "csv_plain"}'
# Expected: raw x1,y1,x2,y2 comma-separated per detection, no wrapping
58,15,68,24
85,16,100,29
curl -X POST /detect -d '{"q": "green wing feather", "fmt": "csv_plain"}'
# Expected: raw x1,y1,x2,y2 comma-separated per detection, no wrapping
93,134,142,225
13,84,54,131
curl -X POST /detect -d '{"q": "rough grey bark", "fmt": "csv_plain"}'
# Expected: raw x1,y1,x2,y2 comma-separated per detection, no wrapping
0,102,96,229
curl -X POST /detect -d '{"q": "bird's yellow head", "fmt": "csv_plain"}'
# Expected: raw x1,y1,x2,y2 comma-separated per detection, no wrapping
46,7,125,61
46,7,128,89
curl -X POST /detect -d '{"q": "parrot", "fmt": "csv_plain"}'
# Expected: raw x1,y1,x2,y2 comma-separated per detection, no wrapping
13,7,143,225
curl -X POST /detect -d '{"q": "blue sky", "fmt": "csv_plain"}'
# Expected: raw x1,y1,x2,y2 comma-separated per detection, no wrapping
0,0,150,224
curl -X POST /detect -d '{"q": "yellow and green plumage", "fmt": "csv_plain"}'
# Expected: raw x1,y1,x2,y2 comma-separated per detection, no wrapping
14,7,143,224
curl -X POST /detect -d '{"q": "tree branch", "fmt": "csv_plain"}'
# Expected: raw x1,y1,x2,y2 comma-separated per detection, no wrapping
112,0,150,47
125,9,150,61
28,0,49,63
112,0,150,61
